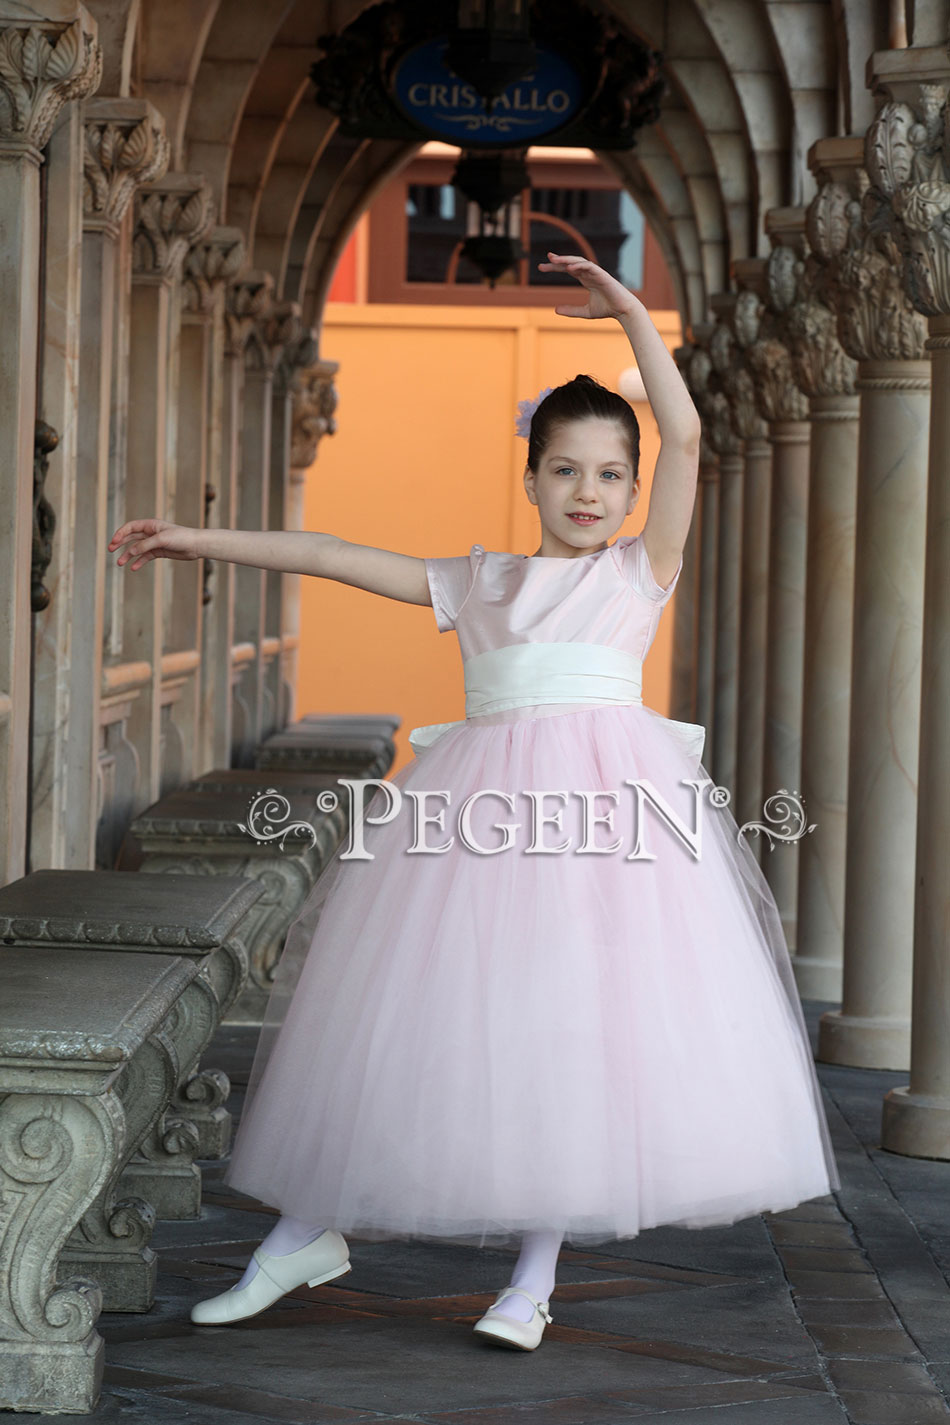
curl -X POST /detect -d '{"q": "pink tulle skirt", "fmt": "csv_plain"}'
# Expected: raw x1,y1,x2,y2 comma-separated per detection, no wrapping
224,701,840,1248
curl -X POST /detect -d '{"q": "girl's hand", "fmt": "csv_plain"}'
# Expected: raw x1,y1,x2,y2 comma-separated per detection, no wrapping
539,251,640,322
108,518,198,570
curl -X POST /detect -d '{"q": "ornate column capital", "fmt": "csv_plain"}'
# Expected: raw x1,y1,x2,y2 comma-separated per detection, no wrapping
864,60,950,317
706,307,768,443
0,9,101,159
224,270,274,357
763,221,858,399
806,136,928,360
290,357,339,469
132,172,215,284
735,254,809,423
246,301,304,376
687,330,741,458
182,226,246,317
82,97,168,237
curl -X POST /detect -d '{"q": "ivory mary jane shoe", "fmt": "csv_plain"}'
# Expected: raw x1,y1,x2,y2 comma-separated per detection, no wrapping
473,1286,554,1351
190,1229,351,1325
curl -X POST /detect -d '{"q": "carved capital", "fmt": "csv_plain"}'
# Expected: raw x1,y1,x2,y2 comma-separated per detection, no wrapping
82,97,168,235
182,225,246,316
225,270,274,356
745,323,809,423
132,172,215,283
0,11,101,157
806,155,928,361
865,86,950,316
291,358,339,469
687,333,740,457
247,301,304,375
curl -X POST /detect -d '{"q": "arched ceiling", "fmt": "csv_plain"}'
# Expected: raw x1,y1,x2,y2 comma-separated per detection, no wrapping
87,0,893,340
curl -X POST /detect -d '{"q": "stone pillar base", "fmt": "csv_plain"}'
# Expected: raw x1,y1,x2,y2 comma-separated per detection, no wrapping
0,1333,103,1415
881,1085,950,1160
817,1008,910,1070
791,952,843,1002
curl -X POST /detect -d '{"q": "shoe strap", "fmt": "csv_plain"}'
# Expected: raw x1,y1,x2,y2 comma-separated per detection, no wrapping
494,1286,553,1324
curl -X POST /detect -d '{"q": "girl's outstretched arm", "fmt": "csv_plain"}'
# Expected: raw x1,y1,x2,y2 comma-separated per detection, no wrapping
107,520,432,609
541,252,701,589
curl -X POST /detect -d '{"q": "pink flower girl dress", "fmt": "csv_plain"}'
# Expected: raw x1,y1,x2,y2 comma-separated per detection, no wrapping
223,532,840,1248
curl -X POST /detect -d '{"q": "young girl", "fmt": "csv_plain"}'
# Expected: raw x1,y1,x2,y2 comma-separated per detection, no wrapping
109,253,839,1353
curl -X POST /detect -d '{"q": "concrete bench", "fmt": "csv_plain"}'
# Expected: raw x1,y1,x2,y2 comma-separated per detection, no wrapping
0,871,265,1226
0,945,198,1413
119,785,342,1024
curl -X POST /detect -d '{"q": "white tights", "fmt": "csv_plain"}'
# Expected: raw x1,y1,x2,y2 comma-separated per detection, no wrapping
235,1217,563,1324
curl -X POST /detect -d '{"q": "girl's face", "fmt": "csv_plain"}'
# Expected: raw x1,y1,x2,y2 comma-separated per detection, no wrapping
524,416,639,556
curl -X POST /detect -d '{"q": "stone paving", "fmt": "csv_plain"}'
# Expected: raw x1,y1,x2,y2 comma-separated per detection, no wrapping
20,1000,950,1424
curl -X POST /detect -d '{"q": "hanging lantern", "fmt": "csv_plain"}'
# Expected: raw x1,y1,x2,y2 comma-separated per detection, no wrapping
453,149,529,286
444,0,537,110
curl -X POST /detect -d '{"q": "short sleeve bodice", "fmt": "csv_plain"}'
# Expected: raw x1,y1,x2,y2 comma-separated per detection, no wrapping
424,533,682,666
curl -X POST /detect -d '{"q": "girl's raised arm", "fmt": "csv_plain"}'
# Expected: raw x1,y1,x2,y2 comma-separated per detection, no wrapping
107,520,432,609
540,252,701,590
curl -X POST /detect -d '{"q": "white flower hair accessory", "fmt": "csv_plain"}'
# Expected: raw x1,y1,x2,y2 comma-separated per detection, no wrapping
514,386,555,439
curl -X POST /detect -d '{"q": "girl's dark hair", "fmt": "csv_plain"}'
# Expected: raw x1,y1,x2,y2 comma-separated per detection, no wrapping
527,374,640,478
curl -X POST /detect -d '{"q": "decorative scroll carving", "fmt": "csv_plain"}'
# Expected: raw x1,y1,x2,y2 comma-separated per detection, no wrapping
132,173,215,282
82,99,168,234
0,14,101,155
183,225,246,317
708,319,767,443
763,239,858,399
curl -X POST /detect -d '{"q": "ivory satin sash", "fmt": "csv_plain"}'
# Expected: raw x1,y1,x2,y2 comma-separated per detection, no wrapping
408,641,706,762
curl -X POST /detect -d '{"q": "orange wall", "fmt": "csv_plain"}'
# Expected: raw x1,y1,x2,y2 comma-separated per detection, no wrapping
299,302,683,775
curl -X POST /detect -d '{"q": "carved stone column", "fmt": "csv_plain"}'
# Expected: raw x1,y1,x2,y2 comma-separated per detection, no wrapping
736,257,810,948
0,9,100,883
229,282,303,764
223,271,273,767
283,356,338,724
64,99,168,873
116,173,214,831
269,328,318,732
681,342,722,756
773,209,861,1004
701,376,744,795
709,298,771,832
862,55,950,1151
178,227,245,782
805,135,930,1070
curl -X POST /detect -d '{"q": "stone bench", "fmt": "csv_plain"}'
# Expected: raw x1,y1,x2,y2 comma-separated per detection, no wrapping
0,871,265,1226
0,944,198,1413
255,723,396,779
295,712,401,740
119,784,343,1024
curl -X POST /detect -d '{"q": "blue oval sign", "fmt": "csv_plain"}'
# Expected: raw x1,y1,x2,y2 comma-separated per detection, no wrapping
392,38,583,145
